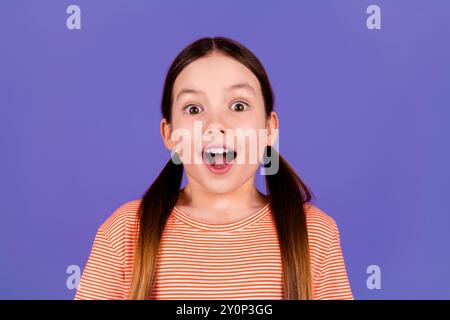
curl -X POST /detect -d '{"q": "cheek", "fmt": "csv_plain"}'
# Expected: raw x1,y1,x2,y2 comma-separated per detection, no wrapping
170,125,197,164
233,124,268,165
233,112,265,128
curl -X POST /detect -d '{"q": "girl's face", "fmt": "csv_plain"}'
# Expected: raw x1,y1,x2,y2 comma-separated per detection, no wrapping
161,51,278,195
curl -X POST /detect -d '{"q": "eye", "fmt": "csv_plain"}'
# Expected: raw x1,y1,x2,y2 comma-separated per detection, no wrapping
184,104,203,115
230,101,249,112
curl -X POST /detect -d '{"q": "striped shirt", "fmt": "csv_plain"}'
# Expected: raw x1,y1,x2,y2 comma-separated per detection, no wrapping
74,199,353,300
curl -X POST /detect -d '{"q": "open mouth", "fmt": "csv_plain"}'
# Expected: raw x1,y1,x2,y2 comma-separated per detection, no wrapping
202,146,237,169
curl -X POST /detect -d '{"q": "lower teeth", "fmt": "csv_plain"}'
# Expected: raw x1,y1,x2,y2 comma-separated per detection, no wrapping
204,152,236,165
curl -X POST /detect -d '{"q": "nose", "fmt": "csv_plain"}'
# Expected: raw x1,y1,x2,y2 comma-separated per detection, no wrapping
204,127,227,148
204,114,226,136
206,128,225,135
202,112,229,146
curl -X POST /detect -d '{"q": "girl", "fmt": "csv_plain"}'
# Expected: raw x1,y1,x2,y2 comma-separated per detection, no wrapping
75,37,353,300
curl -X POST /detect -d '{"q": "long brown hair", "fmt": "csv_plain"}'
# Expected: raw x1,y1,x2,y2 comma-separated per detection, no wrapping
129,36,313,299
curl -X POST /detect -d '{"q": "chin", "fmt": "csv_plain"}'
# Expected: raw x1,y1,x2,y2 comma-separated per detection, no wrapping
201,180,238,195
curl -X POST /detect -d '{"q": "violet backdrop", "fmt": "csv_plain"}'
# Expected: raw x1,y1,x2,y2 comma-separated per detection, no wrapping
1,0,449,299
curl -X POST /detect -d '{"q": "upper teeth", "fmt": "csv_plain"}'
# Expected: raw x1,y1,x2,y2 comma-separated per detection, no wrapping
204,147,232,154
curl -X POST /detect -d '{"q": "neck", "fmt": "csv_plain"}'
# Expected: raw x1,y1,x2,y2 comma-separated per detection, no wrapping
177,175,267,217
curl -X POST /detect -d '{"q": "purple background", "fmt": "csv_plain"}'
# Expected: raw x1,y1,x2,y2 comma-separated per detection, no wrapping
1,0,449,299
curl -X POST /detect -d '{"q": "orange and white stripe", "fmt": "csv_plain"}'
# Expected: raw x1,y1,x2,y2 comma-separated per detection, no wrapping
74,199,353,300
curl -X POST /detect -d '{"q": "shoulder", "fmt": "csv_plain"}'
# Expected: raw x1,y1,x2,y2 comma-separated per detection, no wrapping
303,203,344,275
304,202,339,239
303,203,340,261
98,198,142,242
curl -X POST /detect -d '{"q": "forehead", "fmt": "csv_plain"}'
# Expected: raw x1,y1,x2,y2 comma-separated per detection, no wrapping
172,52,261,99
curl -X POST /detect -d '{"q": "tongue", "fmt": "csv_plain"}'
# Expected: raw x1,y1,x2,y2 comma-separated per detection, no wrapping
204,152,236,167
211,154,226,166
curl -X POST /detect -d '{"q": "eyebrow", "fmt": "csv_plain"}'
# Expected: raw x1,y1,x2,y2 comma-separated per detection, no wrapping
175,82,256,102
